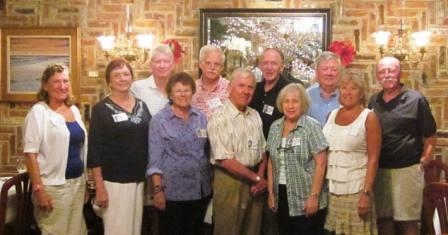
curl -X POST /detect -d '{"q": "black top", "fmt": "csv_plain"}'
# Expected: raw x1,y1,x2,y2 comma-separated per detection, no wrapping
87,97,151,182
249,75,299,139
368,86,437,169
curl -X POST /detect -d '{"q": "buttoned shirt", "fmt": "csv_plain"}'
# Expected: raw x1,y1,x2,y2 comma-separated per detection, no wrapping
306,83,340,126
147,105,212,201
208,100,265,166
131,75,169,115
266,115,329,216
191,76,229,120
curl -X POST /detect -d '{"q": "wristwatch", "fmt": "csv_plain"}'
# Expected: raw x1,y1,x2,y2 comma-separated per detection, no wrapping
362,189,371,197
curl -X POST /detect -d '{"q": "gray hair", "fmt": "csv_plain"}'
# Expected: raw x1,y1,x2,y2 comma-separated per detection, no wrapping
229,68,256,86
276,83,310,114
150,44,174,62
315,51,342,69
199,45,225,63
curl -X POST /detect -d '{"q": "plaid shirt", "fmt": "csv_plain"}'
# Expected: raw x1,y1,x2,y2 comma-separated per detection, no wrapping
266,115,329,216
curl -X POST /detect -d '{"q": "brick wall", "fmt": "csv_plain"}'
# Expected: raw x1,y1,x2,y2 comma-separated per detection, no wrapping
1,0,448,172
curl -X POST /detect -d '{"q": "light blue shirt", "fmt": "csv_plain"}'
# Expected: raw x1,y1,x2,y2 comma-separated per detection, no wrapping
306,83,340,126
147,105,212,201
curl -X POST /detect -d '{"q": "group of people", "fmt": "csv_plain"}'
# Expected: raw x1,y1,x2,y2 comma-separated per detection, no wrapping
21,42,437,235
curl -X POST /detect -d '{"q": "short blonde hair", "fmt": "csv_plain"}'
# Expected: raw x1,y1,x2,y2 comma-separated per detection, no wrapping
338,72,369,106
150,44,174,62
276,83,310,114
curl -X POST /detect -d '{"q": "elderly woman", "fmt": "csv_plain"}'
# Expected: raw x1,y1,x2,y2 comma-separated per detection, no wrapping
87,59,151,235
148,72,212,235
23,64,87,234
323,73,381,235
266,83,329,235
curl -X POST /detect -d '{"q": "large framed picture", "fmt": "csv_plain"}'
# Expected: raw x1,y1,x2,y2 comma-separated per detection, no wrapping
200,8,331,82
0,27,80,102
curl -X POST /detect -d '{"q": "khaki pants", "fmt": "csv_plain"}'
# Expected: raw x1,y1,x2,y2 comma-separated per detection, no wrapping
213,167,264,235
33,177,87,235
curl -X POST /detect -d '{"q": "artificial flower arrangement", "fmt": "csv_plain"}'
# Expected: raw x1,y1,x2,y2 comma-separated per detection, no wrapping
163,38,185,64
328,40,356,66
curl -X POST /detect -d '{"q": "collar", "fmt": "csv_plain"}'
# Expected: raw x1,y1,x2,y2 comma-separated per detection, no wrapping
376,83,407,103
226,100,253,117
197,76,225,92
260,75,289,93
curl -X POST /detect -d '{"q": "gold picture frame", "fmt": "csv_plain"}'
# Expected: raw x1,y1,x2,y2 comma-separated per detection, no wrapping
0,27,80,102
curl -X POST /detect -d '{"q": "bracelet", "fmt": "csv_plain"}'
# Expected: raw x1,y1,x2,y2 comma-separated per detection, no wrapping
152,185,164,195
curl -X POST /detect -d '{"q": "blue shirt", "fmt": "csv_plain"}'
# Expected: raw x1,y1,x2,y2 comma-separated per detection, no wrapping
306,84,340,126
147,105,212,201
66,121,85,179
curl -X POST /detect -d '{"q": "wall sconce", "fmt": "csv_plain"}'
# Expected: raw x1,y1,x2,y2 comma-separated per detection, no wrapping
372,0,431,61
97,3,154,62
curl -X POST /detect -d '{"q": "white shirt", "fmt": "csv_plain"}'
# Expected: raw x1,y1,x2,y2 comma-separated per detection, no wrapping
23,102,87,185
130,75,169,115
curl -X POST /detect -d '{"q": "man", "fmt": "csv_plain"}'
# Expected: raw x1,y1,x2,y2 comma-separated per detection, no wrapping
306,51,342,126
249,48,301,139
249,48,300,235
368,56,437,235
131,44,175,115
208,68,268,235
192,45,229,120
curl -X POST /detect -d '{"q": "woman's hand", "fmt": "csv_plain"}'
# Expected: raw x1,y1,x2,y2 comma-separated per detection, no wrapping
95,187,108,208
268,192,276,212
358,193,371,217
35,189,53,212
304,195,319,217
153,191,166,210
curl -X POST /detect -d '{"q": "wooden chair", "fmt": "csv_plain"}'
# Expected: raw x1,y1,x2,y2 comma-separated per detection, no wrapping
0,172,38,235
424,182,448,234
422,159,448,235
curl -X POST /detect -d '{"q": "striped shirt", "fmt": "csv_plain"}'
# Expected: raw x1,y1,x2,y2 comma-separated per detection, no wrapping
266,115,329,216
207,100,265,166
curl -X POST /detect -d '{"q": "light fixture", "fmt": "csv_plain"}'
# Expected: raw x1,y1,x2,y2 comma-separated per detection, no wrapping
372,0,431,61
97,3,154,62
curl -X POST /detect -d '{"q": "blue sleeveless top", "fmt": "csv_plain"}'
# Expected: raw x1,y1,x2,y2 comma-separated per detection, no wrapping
66,121,85,179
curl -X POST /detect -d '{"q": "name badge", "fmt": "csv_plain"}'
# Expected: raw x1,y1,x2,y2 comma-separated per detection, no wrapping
291,137,301,146
262,104,274,115
207,97,222,109
112,113,128,122
197,129,207,138
248,140,259,150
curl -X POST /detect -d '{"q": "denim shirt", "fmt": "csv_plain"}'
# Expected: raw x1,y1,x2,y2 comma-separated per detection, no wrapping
147,105,212,201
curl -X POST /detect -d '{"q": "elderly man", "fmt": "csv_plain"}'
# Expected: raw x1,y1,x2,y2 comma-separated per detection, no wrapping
368,56,437,235
306,51,342,126
208,68,267,235
192,45,229,120
131,44,175,115
249,48,301,139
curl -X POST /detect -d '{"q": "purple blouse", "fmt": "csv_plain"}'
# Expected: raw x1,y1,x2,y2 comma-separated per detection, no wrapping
147,104,212,201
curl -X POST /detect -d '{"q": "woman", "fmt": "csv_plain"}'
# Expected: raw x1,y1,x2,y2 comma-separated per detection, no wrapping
23,64,87,234
148,72,212,235
323,74,381,235
87,58,151,235
266,83,329,235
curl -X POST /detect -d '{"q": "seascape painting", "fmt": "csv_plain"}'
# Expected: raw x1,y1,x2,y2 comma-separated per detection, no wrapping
9,37,70,93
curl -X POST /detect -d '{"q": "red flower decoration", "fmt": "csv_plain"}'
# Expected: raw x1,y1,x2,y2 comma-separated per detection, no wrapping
328,40,356,66
163,38,185,64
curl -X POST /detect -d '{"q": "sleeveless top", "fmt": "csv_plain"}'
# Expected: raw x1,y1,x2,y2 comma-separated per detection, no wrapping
323,108,371,195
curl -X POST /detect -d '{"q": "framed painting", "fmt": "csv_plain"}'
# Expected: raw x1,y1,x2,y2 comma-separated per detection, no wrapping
200,8,331,82
0,27,80,102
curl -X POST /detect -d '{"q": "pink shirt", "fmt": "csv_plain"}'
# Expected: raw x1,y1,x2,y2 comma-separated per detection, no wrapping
192,77,229,120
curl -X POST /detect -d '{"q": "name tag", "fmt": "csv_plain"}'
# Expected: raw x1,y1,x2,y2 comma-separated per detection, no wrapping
262,104,274,115
291,137,301,146
112,113,128,122
197,129,207,138
248,140,259,150
207,97,222,110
